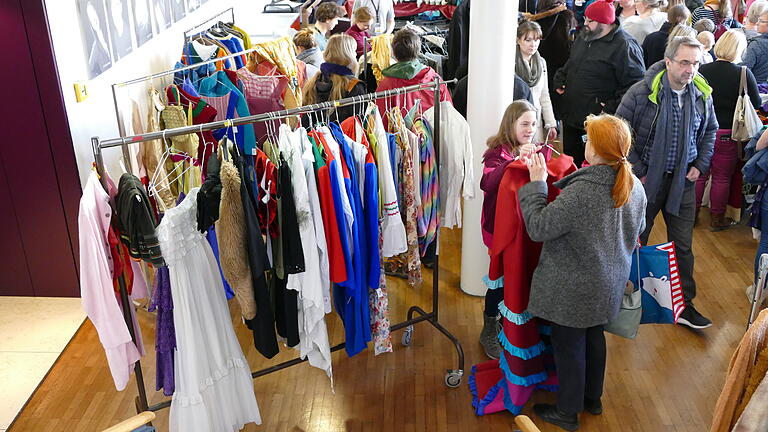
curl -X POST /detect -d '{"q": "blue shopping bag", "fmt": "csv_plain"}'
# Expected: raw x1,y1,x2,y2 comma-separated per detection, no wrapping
628,242,686,324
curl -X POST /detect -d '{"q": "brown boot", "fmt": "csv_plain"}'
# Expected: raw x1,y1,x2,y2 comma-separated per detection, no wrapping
710,213,737,232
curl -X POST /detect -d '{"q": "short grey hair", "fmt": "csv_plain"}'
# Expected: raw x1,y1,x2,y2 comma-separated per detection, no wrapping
665,35,703,60
747,0,768,23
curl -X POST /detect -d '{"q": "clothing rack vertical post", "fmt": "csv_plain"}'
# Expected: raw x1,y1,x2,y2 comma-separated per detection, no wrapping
91,78,464,417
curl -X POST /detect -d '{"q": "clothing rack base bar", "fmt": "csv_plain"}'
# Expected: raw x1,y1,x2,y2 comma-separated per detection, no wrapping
91,77,464,419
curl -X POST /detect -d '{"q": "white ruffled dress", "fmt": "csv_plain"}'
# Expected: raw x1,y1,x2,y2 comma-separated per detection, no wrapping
157,188,261,432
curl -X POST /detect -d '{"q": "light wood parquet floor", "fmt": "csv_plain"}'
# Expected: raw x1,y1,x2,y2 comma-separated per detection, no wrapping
7,211,760,431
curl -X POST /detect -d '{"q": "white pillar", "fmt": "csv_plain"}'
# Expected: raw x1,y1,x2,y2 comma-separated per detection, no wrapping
460,0,519,296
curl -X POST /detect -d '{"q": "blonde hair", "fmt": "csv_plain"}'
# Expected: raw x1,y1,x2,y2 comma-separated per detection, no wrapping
641,0,667,9
667,25,697,44
353,6,374,24
584,114,635,208
486,100,537,152
717,0,734,17
696,31,715,49
713,29,747,62
293,28,317,50
302,34,360,104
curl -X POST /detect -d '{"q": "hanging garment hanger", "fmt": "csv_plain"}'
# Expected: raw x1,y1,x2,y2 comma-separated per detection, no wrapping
152,139,211,198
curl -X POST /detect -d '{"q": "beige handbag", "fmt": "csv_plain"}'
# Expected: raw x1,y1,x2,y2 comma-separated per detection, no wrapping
731,66,763,142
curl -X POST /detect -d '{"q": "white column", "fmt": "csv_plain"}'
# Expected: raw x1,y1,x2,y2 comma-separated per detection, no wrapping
460,0,519,296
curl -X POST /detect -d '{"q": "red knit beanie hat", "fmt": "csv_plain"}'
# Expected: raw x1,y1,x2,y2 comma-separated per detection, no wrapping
585,0,616,25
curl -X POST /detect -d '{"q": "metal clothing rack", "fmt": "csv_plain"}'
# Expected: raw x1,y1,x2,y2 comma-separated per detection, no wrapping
91,78,464,417
182,7,235,42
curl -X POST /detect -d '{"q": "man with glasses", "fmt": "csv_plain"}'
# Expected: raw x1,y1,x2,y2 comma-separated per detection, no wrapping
552,0,645,167
616,36,717,329
742,10,768,82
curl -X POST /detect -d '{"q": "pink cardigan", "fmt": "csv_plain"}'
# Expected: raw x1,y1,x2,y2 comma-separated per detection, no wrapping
79,172,142,391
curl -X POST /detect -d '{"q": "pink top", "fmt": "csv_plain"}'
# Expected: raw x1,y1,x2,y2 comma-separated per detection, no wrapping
79,172,141,391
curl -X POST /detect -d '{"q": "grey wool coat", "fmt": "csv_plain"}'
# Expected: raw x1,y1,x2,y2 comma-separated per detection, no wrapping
518,164,647,328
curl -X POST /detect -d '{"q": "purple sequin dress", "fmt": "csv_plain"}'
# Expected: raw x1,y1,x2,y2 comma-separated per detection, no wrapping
148,193,184,396
149,266,175,396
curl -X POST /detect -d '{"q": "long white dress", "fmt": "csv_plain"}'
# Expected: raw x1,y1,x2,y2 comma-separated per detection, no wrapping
157,188,261,432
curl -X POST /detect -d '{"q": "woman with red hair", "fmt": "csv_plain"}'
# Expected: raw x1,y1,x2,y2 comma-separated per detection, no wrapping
519,114,647,430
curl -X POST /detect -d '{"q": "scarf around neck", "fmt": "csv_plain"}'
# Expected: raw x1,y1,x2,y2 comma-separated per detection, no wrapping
645,73,696,216
515,50,543,88
320,62,354,77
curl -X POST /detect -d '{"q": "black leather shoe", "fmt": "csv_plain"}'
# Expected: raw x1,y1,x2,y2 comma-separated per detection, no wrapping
584,397,602,415
533,403,579,431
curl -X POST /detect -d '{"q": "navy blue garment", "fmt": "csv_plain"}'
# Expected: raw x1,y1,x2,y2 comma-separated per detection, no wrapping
206,226,235,300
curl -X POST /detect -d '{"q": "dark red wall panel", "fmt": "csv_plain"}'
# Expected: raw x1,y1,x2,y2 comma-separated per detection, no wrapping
0,0,80,297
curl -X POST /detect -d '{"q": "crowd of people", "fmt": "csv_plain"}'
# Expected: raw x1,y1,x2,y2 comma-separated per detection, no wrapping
292,0,768,429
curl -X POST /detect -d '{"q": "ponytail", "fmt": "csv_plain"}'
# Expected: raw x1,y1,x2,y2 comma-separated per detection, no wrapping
612,159,633,208
584,114,635,208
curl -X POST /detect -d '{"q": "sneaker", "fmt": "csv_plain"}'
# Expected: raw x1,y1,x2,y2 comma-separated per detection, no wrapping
533,403,579,431
480,314,502,359
677,306,712,329
583,398,602,415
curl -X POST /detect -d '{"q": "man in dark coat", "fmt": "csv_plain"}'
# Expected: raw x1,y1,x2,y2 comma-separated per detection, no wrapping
615,36,717,330
552,0,645,167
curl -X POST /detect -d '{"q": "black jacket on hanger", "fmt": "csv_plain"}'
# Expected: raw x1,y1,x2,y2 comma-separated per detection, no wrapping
233,145,280,359
273,156,303,348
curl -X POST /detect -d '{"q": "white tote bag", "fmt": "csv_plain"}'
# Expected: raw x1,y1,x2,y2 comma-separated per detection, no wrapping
732,66,763,142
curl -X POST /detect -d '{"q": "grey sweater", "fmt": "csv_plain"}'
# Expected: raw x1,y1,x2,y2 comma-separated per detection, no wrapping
519,164,647,328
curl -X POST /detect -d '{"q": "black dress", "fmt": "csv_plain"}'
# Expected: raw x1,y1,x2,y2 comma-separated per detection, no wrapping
233,145,279,359
272,156,304,348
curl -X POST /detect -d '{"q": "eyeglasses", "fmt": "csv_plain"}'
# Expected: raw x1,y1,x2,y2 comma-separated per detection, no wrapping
759,19,768,23
669,58,700,68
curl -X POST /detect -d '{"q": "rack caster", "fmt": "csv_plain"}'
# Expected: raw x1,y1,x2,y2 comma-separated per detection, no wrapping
444,369,463,388
402,325,414,346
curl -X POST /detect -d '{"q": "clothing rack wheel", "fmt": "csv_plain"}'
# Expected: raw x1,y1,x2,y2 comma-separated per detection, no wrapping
401,325,413,346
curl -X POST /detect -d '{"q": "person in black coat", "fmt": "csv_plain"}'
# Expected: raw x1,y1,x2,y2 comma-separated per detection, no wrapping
445,0,470,80
451,63,533,118
553,0,645,167
642,4,691,66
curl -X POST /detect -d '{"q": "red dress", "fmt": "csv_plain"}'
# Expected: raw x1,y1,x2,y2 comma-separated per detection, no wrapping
471,153,576,415
308,130,347,284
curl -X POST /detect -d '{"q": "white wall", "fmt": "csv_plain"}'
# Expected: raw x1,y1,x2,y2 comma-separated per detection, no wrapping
46,0,296,188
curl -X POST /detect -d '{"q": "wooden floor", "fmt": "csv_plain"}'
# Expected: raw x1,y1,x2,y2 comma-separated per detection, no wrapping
8,211,760,432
